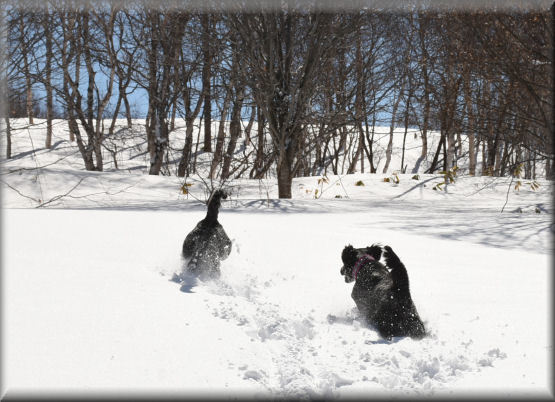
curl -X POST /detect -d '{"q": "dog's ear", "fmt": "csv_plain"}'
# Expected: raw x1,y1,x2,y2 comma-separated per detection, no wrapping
341,245,358,266
366,244,383,261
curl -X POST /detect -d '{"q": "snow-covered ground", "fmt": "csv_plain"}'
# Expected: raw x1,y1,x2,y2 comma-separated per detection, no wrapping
1,119,553,399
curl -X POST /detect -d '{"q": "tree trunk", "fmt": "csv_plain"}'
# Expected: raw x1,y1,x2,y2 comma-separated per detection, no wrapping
94,138,103,171
244,105,256,146
67,108,77,142
413,13,430,174
364,100,377,173
123,94,132,128
170,102,176,132
312,130,322,176
494,140,503,176
442,129,448,173
44,14,53,148
444,74,460,172
427,132,446,174
524,149,532,179
69,113,96,171
481,140,489,175
401,129,408,173
144,11,185,175
192,115,203,174
201,14,212,152
221,88,244,180
82,13,105,172
19,16,34,125
347,127,364,174
210,87,232,179
446,129,456,171
464,69,476,175
177,118,195,177
486,137,497,176
400,91,412,173
63,68,76,142
108,85,124,136
277,156,293,199
359,133,365,173
411,95,429,173
383,86,403,174
147,110,168,175
4,117,11,159
499,141,512,177
333,127,347,174
251,106,265,179
60,13,96,169
348,32,364,175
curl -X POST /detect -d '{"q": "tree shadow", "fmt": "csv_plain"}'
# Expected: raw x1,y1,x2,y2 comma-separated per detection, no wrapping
361,202,552,253
8,140,66,161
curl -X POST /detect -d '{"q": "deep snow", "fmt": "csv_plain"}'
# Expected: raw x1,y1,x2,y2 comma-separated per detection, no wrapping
1,119,553,399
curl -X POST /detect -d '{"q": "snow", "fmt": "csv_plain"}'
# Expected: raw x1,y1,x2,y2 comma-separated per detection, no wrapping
1,119,553,399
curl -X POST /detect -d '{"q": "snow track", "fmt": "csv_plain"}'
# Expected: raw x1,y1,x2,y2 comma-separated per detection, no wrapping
167,226,529,398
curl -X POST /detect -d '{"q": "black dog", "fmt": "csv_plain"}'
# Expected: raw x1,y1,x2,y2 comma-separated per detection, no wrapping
181,190,232,280
340,244,426,340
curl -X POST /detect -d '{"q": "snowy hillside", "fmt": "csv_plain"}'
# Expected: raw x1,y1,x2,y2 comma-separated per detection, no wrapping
1,119,553,399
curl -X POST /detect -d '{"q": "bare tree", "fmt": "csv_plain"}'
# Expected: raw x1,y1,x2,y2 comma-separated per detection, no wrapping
209,79,232,179
176,14,204,178
18,11,34,124
3,2,552,184
230,10,355,198
56,6,116,171
201,13,213,152
220,30,245,181
108,7,138,135
0,6,11,159
138,8,185,175
42,10,54,148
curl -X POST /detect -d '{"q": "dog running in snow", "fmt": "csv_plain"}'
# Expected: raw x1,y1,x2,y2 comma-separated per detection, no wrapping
180,189,232,280
340,244,426,340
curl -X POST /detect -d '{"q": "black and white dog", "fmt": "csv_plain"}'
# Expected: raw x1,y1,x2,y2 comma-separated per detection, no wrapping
340,244,426,340
180,190,232,280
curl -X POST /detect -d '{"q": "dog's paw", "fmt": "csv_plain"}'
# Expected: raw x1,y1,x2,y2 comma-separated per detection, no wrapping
383,245,402,267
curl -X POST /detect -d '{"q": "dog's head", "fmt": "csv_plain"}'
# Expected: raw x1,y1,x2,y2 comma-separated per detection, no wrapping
208,189,228,208
205,190,229,222
211,189,227,202
340,244,382,283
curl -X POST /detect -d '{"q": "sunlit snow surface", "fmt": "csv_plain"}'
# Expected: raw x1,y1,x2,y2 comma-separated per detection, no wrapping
1,119,553,399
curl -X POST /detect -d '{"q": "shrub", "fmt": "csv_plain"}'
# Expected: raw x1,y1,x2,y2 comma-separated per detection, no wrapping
180,182,193,194
513,164,540,192
384,172,400,184
433,166,458,191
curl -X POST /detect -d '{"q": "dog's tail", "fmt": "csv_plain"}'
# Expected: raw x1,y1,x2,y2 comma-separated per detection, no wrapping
383,246,410,294
205,189,227,222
